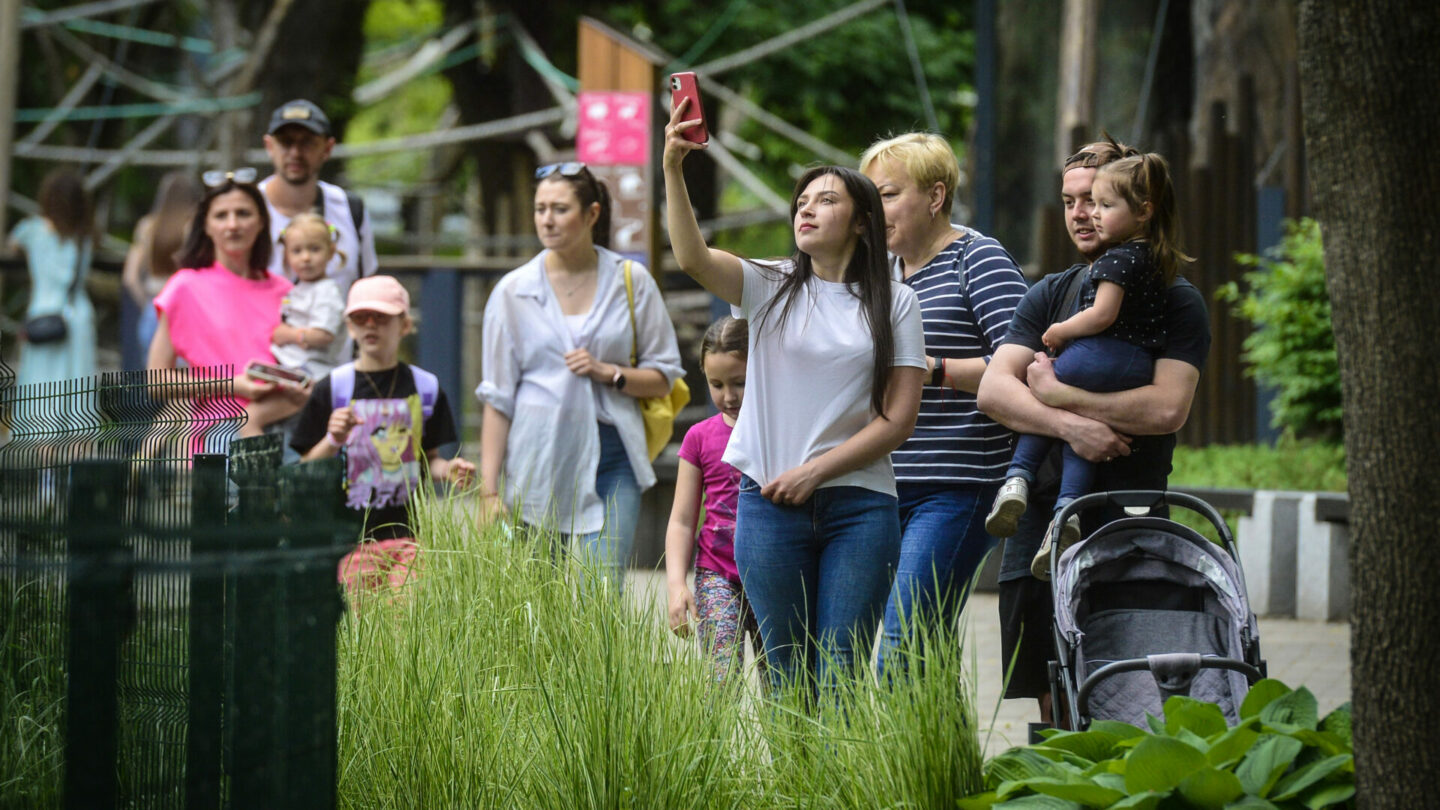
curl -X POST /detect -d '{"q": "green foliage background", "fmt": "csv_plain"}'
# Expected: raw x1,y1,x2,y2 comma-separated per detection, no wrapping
1220,219,1342,441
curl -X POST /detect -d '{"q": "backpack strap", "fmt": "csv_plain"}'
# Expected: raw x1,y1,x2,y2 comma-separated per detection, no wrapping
622,260,639,367
408,365,439,421
345,190,369,278
330,362,356,411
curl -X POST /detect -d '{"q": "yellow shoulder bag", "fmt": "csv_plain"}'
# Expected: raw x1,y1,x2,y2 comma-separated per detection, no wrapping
622,260,690,460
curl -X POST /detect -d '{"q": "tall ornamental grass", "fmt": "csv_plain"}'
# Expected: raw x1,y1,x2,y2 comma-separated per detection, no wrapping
336,493,985,808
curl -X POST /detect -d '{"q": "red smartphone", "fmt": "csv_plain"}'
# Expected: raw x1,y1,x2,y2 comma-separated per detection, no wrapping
245,360,311,387
669,72,709,144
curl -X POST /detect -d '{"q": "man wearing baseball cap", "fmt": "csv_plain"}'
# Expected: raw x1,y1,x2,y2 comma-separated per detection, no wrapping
260,99,377,296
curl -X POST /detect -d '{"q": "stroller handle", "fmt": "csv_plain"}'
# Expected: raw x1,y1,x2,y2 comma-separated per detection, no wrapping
1075,655,1265,721
1052,490,1238,556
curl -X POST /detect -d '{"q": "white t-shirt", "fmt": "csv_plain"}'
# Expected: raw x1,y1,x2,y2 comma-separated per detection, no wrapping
723,259,927,496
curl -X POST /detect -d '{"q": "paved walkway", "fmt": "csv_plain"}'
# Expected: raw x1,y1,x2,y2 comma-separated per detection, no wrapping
626,571,1350,757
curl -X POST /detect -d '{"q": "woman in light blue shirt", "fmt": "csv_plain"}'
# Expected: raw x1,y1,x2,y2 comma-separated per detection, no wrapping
7,169,96,386
477,162,684,591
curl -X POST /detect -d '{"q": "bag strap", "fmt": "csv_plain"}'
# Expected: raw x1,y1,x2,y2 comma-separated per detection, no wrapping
331,362,356,411
409,365,439,420
622,260,639,367
346,190,369,278
65,241,85,303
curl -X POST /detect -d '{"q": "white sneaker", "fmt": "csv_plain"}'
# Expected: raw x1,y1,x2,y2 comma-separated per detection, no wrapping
984,477,1029,538
1031,512,1081,581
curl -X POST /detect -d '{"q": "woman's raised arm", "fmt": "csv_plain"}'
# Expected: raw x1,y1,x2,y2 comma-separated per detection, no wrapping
662,98,744,305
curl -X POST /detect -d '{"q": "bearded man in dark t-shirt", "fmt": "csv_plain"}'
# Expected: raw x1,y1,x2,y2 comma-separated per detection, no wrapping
975,139,1212,725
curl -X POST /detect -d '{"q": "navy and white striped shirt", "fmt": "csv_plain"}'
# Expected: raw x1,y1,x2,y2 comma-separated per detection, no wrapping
892,228,1028,485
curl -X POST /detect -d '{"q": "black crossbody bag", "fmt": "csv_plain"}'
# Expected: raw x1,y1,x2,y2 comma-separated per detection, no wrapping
23,249,84,345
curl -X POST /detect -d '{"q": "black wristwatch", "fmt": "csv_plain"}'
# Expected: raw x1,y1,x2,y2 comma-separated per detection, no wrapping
930,356,945,387
611,367,627,390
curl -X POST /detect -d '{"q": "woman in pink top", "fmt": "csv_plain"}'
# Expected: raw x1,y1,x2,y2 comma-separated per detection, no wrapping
148,172,304,438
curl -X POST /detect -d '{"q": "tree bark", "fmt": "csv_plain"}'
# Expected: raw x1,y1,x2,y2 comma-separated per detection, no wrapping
1296,2,1440,806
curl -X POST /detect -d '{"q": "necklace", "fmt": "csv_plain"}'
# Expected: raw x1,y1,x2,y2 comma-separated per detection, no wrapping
548,268,595,298
358,366,400,400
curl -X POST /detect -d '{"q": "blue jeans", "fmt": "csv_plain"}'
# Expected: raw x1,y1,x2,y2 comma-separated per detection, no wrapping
1008,336,1155,505
574,422,641,593
735,475,900,696
877,481,1000,676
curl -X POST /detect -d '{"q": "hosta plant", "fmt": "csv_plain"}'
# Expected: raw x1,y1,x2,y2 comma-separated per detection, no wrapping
961,680,1353,809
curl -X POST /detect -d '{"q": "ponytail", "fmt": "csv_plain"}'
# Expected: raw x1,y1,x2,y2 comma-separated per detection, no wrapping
591,180,612,249
1097,153,1193,283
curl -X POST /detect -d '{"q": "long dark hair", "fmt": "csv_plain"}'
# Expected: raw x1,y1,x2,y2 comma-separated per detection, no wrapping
38,169,93,242
176,180,272,277
755,165,895,417
536,165,613,249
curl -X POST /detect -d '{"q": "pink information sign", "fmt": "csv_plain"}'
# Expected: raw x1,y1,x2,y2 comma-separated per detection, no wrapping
576,91,651,166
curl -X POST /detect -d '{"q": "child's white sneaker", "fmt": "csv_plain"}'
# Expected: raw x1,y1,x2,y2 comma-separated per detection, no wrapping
985,477,1029,538
1031,512,1082,581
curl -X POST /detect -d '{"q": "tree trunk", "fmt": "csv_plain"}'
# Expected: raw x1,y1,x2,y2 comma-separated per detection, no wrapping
1296,2,1440,806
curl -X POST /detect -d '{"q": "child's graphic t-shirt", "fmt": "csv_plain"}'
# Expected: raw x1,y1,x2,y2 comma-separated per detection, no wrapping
678,413,741,583
291,363,458,540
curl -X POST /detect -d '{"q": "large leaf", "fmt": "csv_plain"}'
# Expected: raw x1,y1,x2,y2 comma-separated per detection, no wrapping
1235,735,1304,796
1271,755,1352,800
1038,729,1129,763
1207,724,1261,768
1177,768,1245,809
1175,727,1212,752
1165,696,1229,738
1124,736,1207,794
1301,781,1355,809
1110,792,1164,809
993,795,1085,809
957,792,1000,810
1286,728,1352,759
1091,772,1127,792
1319,703,1352,748
1089,720,1147,741
1026,779,1127,807
1223,797,1279,809
1260,687,1319,732
988,748,1066,787
1240,680,1292,720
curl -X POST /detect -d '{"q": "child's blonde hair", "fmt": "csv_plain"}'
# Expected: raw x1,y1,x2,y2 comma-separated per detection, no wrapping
1095,153,1193,284
279,212,347,268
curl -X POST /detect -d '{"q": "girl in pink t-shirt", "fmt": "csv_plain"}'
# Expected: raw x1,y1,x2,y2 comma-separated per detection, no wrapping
664,317,761,681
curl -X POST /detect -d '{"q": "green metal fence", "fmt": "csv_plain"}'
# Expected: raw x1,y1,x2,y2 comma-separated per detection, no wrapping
0,362,359,809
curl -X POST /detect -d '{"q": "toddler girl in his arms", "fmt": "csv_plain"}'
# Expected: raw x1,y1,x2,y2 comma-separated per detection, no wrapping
985,151,1192,580
664,317,762,681
290,275,475,593
243,212,346,434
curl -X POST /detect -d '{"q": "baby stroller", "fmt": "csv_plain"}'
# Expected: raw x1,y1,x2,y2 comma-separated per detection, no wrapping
1042,491,1266,730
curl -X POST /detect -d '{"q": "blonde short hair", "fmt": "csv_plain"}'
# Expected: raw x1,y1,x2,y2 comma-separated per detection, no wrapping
859,132,961,217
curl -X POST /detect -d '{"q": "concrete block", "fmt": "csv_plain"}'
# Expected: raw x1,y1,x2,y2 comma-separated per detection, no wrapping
1238,491,1298,617
1296,493,1351,622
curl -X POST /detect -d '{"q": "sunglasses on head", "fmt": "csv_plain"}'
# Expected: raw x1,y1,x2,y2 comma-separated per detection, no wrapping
347,311,394,327
534,162,588,181
202,167,258,187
